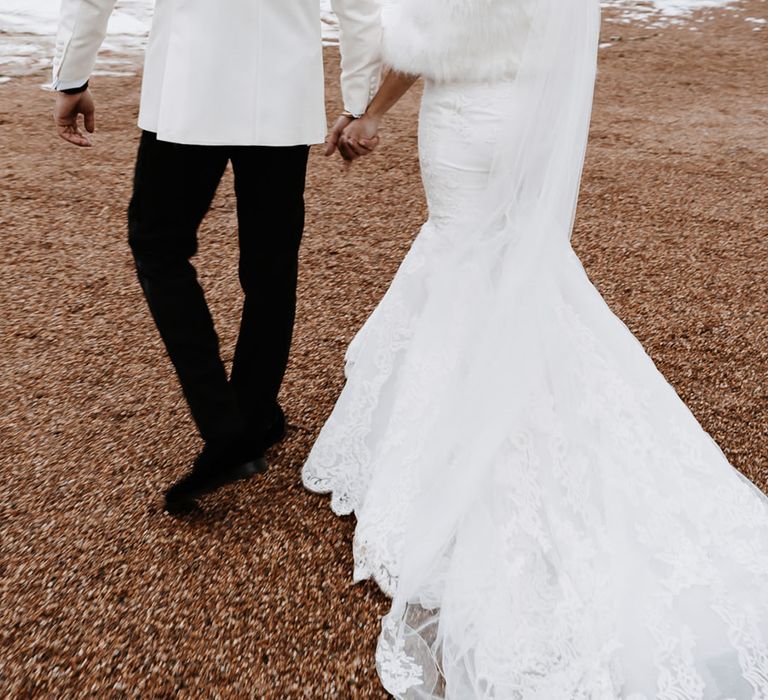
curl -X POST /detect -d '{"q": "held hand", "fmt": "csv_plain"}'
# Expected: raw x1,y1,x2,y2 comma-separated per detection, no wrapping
54,89,96,147
338,115,381,165
325,114,354,157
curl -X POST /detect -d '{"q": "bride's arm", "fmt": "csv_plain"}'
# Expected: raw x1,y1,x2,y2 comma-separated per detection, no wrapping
338,69,419,162
365,70,419,122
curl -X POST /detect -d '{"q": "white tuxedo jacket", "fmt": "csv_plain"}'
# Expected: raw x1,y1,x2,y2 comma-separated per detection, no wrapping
53,0,382,146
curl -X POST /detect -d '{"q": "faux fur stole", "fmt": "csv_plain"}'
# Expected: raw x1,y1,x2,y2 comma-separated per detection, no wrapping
382,0,533,83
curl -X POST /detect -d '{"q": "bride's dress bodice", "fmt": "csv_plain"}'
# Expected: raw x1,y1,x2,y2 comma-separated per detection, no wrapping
418,80,517,229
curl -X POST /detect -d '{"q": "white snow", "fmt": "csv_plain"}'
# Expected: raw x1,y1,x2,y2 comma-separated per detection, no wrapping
0,0,152,81
0,0,761,83
601,0,751,27
0,0,150,36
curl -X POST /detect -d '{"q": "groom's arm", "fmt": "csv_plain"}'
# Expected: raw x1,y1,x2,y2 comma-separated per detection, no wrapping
329,0,383,142
52,0,117,147
53,0,118,90
331,0,383,116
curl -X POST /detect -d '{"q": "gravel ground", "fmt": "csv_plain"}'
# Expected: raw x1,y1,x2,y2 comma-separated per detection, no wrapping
1,4,767,697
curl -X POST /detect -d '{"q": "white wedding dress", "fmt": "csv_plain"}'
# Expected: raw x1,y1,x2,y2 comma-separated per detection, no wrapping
303,1,768,697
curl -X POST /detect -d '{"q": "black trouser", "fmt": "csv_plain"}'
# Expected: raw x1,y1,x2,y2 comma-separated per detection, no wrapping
128,131,309,450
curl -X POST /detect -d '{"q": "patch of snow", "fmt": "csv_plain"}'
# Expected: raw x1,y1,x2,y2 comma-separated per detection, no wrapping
0,0,761,82
0,0,152,81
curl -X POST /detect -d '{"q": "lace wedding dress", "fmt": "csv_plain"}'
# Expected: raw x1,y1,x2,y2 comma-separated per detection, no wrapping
303,1,768,697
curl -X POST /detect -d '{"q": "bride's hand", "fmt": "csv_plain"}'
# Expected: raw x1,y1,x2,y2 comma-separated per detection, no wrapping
338,115,381,165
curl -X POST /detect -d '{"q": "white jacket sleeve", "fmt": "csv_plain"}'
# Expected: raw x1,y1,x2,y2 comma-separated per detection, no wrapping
330,0,383,116
52,0,118,90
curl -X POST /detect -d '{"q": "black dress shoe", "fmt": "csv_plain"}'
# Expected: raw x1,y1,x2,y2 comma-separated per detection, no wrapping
164,454,268,512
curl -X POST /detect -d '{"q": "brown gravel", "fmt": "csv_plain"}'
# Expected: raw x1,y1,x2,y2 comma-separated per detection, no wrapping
1,5,767,698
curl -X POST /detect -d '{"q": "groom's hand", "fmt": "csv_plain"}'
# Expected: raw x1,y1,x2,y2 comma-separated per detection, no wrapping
54,89,96,147
325,114,354,157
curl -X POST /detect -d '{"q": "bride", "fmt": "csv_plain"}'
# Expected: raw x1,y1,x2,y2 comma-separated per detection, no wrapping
304,0,768,697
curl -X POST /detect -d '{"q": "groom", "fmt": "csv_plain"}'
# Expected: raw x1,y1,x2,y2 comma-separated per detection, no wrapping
52,0,382,510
